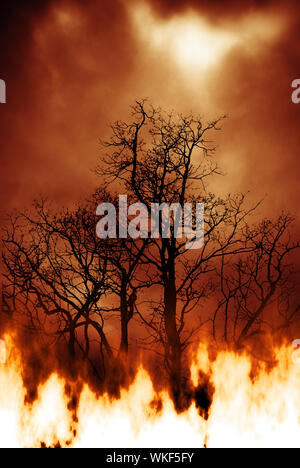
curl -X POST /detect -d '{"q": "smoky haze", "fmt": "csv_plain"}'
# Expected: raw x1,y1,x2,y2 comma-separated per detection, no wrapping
0,0,299,216
0,0,300,404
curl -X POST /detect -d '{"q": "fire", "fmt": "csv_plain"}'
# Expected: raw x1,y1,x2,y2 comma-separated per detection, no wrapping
0,335,299,448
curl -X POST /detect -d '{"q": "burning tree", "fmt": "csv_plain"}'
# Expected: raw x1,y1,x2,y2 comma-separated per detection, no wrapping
2,201,113,378
1,193,150,385
1,100,299,406
213,214,300,355
97,100,284,403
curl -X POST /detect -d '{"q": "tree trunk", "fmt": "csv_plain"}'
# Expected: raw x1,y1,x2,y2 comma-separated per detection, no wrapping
164,260,182,406
118,280,129,363
111,278,131,390
68,325,76,361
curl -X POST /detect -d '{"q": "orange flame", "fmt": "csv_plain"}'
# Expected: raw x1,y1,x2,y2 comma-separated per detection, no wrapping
0,335,299,448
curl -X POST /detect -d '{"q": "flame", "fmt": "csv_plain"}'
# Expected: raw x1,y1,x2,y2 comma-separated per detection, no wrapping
0,335,299,448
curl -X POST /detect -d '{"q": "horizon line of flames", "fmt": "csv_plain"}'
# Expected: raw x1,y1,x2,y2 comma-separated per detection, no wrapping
0,335,300,448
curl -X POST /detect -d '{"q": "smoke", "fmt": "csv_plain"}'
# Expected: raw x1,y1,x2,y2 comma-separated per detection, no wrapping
0,0,134,213
0,0,299,214
0,0,299,395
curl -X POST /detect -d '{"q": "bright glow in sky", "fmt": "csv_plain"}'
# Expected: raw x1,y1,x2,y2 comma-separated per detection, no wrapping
131,4,285,73
173,23,235,68
148,15,237,69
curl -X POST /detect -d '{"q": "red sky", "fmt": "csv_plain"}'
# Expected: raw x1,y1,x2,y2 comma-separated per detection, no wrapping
0,0,299,223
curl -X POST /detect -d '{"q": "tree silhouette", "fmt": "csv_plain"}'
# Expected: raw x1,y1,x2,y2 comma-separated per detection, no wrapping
1,101,299,405
97,100,270,403
2,193,151,384
2,201,114,378
213,214,300,355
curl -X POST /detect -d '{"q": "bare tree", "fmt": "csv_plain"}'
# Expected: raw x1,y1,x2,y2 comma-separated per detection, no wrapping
2,200,114,378
91,190,151,372
97,100,261,403
213,214,300,356
2,193,152,383
2,100,299,404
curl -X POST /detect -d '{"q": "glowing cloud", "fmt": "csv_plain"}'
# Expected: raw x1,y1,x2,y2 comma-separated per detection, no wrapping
131,4,285,73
